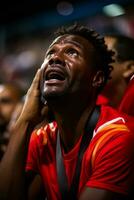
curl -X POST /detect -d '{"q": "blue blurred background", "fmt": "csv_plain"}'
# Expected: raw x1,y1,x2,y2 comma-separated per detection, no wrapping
0,0,134,91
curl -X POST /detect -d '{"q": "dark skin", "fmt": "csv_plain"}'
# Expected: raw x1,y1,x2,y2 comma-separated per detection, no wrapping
101,36,134,108
0,34,117,200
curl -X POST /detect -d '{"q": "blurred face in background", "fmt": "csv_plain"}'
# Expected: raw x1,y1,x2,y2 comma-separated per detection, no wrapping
105,36,134,84
0,84,20,129
104,37,124,85
100,36,134,108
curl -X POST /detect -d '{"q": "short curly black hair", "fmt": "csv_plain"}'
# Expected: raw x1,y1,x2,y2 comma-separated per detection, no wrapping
54,23,114,89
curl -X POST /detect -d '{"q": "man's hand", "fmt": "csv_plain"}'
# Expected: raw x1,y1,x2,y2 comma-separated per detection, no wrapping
18,68,49,126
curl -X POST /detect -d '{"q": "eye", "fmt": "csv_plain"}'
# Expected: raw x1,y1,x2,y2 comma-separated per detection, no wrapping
66,48,78,57
46,49,55,58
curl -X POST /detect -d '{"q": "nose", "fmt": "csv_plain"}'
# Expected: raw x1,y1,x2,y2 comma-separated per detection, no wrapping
48,52,65,67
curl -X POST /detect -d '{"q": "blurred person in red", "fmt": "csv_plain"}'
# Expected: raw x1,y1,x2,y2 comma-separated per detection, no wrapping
97,34,134,108
0,83,23,160
118,75,134,116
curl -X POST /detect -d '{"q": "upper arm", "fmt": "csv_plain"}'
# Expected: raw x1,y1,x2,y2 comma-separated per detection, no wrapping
79,187,121,200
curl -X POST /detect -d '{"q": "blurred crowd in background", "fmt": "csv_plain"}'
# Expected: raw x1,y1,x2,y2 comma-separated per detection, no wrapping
0,0,134,91
0,0,134,199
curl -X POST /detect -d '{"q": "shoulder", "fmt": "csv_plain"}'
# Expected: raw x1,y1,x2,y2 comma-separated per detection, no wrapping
91,105,134,161
95,105,128,133
94,105,133,145
91,108,134,168
30,121,58,146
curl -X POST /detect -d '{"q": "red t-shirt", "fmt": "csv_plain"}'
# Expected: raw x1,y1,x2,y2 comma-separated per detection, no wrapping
26,106,134,200
96,94,109,106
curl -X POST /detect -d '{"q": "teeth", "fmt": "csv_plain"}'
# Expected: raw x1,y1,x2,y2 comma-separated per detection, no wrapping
47,72,65,80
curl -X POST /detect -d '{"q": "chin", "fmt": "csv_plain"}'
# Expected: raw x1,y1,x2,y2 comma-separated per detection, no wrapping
45,90,68,102
44,85,67,96
45,92,62,99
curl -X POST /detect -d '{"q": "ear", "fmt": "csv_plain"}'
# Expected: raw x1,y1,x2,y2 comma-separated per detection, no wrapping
92,71,105,88
123,61,134,80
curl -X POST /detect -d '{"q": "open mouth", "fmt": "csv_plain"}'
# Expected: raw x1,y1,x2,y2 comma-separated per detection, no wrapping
46,71,65,81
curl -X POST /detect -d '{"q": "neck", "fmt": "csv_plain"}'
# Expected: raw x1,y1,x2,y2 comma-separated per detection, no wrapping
48,95,96,152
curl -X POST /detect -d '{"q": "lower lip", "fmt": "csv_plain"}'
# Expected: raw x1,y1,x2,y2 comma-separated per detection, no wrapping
45,79,65,84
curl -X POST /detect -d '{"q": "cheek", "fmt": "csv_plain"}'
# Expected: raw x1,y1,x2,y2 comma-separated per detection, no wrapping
76,64,91,82
71,66,92,90
111,63,123,82
40,60,48,70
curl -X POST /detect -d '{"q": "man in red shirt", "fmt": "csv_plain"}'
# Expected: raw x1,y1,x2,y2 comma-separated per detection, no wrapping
97,35,134,108
0,24,134,200
26,106,133,200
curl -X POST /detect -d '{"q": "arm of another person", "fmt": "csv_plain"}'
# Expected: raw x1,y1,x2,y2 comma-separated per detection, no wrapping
0,68,47,200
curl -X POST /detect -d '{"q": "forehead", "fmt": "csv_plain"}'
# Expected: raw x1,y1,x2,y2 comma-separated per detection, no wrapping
104,36,117,60
104,37,116,51
49,34,94,50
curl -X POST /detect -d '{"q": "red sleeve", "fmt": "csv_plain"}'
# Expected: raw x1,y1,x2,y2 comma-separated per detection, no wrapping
86,131,134,195
25,131,40,173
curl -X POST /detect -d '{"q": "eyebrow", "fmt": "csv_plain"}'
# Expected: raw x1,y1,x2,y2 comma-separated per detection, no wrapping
49,39,83,49
64,40,82,48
